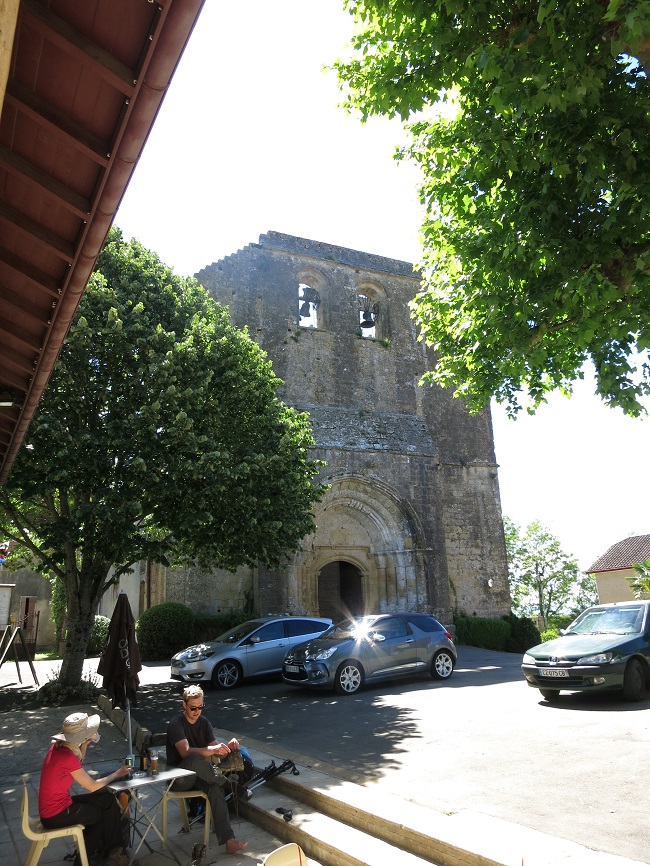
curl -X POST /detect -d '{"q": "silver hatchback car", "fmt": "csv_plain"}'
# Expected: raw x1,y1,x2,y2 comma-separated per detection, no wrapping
171,615,332,689
282,613,457,694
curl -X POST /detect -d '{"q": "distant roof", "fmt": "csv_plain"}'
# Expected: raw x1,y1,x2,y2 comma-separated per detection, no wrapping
0,0,205,483
588,535,650,573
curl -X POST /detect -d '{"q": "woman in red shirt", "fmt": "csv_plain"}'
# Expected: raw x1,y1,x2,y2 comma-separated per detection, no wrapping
39,712,131,866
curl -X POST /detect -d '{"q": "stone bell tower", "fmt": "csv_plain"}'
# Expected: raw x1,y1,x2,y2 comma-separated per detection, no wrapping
191,231,510,623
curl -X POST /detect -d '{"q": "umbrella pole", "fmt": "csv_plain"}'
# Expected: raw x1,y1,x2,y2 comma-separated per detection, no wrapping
126,697,132,752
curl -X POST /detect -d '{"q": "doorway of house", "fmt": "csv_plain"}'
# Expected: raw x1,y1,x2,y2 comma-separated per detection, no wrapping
317,561,363,621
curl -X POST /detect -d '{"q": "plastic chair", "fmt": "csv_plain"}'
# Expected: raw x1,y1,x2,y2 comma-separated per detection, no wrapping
21,782,90,866
262,842,309,865
161,788,211,850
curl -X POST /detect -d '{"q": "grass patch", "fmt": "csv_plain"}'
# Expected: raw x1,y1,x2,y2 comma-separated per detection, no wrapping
35,651,61,661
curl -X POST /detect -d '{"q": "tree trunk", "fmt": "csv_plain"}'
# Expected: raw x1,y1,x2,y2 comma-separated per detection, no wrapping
57,569,105,685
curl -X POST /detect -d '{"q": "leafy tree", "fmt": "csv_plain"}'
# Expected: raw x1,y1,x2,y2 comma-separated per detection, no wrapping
504,517,597,628
626,558,650,597
335,1,650,416
0,229,325,685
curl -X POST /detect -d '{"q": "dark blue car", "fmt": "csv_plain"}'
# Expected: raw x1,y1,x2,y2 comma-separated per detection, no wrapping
522,600,650,702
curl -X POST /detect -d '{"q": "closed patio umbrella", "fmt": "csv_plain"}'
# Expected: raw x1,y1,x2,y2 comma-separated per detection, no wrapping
98,591,142,754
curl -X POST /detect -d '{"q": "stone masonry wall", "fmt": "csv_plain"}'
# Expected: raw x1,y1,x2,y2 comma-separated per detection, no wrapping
171,231,511,623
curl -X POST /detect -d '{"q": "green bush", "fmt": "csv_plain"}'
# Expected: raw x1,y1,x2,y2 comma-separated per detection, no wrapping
87,615,110,656
454,615,510,650
192,611,252,644
540,628,560,642
38,670,100,706
502,613,541,653
137,602,194,661
548,614,575,631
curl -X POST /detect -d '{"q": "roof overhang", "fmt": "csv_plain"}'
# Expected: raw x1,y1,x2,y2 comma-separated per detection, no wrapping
0,0,205,483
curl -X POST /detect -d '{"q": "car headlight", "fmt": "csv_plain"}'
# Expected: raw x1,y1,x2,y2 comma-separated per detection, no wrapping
306,647,337,661
522,653,535,664
183,646,216,662
577,652,613,665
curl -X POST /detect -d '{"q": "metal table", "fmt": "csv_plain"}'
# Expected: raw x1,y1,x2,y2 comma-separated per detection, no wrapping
109,767,195,865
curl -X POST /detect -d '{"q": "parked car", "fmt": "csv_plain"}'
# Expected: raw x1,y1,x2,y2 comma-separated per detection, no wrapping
522,600,650,702
171,616,332,689
282,613,457,695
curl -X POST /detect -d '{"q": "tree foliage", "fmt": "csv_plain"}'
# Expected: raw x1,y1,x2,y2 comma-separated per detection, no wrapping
626,558,650,597
0,229,325,684
335,1,650,415
504,517,598,627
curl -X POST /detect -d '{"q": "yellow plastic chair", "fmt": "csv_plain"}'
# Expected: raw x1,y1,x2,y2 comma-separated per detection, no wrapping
262,842,309,865
161,788,211,850
21,782,89,866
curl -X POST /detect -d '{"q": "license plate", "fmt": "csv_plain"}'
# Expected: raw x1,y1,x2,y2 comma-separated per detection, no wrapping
540,668,569,678
285,665,300,673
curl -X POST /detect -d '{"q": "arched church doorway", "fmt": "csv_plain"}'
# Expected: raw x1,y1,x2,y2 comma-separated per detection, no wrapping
317,561,363,621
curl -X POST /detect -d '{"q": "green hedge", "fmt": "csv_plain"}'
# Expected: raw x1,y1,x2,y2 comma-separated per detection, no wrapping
136,602,195,661
135,605,255,660
191,612,252,644
87,615,110,656
454,613,541,654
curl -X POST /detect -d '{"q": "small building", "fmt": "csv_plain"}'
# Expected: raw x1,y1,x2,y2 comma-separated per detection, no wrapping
588,535,650,602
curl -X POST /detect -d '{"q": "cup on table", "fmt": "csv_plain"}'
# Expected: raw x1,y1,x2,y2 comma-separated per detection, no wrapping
149,749,159,775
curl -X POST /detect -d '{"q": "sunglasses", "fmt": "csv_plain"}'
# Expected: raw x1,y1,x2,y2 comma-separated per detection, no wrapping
185,704,205,712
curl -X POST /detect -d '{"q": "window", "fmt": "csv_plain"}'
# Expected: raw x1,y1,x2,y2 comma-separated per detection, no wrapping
358,293,378,338
251,621,285,642
285,619,329,637
298,283,320,328
372,617,407,640
405,614,444,634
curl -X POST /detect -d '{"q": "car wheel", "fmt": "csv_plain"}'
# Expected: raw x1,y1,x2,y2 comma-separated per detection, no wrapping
431,649,455,680
334,660,364,695
539,689,561,703
623,658,646,702
212,660,242,689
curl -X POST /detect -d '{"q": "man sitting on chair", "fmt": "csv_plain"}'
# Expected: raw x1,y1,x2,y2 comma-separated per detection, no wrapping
166,685,247,855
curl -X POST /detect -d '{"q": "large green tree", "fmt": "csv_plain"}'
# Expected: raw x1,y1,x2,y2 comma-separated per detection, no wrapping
335,1,650,416
504,517,597,627
0,229,325,685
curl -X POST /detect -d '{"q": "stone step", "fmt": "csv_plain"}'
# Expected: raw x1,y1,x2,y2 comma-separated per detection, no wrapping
237,781,441,866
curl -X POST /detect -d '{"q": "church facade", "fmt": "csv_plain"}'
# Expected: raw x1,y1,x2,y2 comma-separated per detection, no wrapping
157,232,511,626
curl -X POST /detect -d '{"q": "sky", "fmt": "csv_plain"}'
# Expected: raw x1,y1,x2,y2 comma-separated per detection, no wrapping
115,1,649,573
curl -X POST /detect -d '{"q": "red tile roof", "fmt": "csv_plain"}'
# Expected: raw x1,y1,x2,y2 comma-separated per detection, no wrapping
588,535,650,573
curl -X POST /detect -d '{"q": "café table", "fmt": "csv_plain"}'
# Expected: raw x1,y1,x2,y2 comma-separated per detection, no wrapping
109,766,195,865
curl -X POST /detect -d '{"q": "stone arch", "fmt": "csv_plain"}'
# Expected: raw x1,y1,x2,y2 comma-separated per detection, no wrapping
290,474,429,616
355,278,388,340
297,266,328,330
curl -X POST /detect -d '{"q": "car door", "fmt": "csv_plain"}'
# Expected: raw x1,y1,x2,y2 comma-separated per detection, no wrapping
364,617,418,679
242,620,288,676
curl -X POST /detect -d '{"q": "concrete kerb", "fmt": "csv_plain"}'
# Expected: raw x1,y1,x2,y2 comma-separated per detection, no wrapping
97,694,153,755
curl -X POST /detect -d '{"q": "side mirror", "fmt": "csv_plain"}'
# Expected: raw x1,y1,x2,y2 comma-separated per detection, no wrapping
370,632,385,643
249,636,260,644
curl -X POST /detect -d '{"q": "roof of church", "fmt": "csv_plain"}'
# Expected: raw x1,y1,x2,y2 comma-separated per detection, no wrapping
587,535,650,573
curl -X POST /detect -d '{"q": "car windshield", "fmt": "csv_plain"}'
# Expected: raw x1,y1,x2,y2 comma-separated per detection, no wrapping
322,617,380,640
569,606,645,636
214,620,266,643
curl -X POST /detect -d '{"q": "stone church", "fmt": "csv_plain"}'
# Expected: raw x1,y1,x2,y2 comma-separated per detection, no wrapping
157,231,510,626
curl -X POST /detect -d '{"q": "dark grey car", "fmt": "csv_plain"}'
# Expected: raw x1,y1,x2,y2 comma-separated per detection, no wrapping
282,613,457,694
